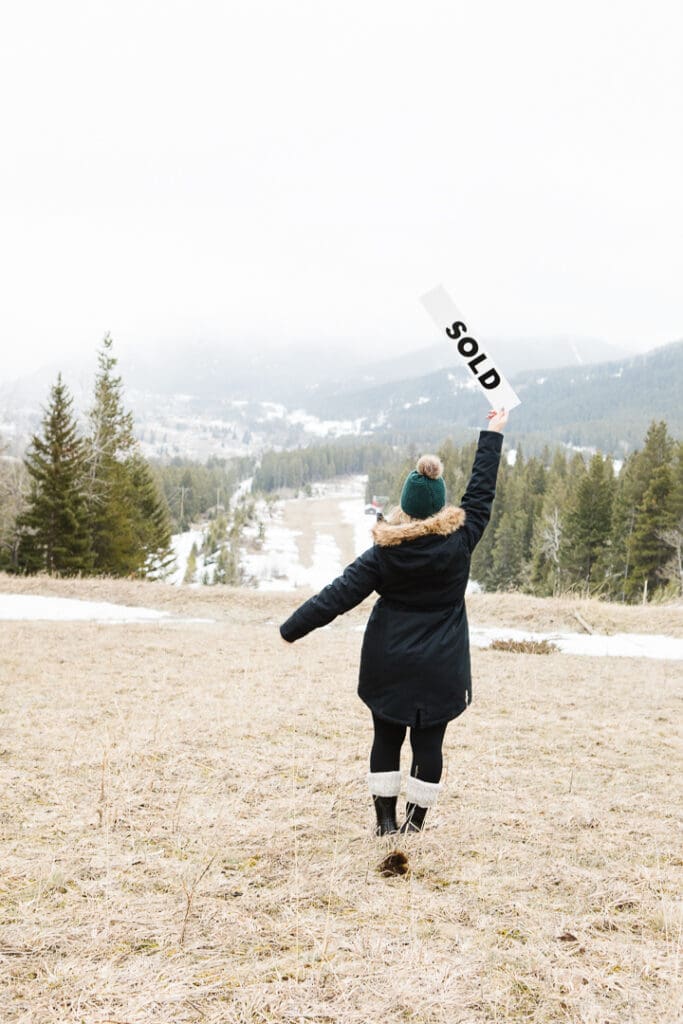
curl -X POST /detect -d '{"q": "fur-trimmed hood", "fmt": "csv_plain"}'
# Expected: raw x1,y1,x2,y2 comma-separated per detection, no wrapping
372,504,466,547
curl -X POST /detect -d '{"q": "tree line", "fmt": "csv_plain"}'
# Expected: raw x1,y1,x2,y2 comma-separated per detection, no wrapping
369,422,682,602
252,442,398,494
153,457,251,533
2,355,680,602
0,336,173,577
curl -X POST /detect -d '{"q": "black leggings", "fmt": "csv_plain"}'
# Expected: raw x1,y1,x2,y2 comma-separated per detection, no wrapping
370,711,448,784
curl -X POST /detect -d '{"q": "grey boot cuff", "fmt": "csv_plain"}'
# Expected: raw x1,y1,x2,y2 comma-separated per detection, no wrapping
406,776,442,808
367,770,402,797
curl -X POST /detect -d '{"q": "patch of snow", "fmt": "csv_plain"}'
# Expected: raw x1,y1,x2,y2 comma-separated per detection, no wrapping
307,533,343,590
0,594,212,624
570,342,584,365
350,621,683,660
260,402,287,420
230,477,253,509
339,498,375,557
470,626,683,660
169,528,205,586
448,373,478,392
241,512,303,592
286,409,364,438
243,477,366,591
564,442,596,458
507,448,517,467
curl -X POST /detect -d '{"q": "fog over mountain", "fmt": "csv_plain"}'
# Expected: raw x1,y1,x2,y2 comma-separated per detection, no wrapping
1,333,680,461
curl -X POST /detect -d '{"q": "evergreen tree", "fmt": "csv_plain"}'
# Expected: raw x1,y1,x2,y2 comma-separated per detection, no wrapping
625,463,675,601
560,453,615,592
213,541,242,585
127,453,173,578
184,542,198,584
489,507,528,589
86,334,172,576
17,375,93,575
609,422,676,601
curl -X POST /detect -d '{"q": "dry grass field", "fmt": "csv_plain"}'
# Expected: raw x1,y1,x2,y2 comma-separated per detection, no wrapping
1,573,682,1023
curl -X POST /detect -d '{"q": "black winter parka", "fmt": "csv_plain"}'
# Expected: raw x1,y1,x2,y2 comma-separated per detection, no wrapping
279,430,504,727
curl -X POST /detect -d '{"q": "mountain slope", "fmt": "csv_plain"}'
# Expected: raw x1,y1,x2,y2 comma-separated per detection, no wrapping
1,339,680,459
304,340,683,453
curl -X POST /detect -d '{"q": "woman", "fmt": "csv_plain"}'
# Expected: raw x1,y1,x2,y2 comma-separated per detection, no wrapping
280,407,508,835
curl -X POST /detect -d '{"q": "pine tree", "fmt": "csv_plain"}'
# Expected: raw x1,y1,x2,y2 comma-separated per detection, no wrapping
560,453,615,592
17,375,93,575
127,453,174,578
625,463,675,601
184,542,198,584
609,422,676,601
86,334,172,576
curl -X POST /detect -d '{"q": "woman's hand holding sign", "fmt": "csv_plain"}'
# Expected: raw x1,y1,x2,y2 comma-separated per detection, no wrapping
486,407,508,432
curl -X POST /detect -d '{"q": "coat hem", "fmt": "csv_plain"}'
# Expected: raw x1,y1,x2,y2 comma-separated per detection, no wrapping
360,695,468,728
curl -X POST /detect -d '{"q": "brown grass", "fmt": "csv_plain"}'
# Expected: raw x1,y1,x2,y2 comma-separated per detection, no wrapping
489,639,559,655
0,575,682,1023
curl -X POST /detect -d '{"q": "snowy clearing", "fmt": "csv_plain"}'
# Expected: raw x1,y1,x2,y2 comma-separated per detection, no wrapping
242,476,373,591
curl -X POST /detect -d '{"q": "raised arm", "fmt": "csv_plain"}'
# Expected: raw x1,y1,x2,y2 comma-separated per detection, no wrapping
459,408,508,552
280,547,381,642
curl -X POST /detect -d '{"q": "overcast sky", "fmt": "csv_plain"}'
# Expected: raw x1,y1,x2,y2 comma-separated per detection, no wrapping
1,0,681,381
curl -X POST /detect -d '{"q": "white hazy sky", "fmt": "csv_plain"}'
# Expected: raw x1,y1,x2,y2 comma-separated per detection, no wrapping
1,0,682,381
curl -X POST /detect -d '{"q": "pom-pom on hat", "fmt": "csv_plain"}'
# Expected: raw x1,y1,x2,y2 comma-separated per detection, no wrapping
400,454,446,519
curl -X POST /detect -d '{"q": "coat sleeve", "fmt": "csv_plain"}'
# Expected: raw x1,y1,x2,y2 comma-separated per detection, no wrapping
280,547,381,642
459,429,504,552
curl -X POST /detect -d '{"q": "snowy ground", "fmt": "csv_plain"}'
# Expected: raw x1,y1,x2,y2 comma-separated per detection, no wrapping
0,593,681,660
348,622,683,661
168,527,206,586
469,625,683,660
0,594,211,624
241,476,374,592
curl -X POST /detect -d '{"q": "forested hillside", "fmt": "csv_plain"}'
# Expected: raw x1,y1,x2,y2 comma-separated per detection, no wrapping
305,340,683,454
367,421,682,603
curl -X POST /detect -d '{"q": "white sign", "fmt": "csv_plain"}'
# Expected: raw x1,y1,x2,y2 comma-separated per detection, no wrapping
420,284,521,410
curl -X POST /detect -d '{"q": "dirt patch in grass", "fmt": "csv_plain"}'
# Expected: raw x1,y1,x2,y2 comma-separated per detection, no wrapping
0,580,681,1022
281,496,359,569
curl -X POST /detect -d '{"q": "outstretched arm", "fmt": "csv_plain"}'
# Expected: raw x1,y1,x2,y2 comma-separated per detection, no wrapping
280,547,381,642
459,408,508,552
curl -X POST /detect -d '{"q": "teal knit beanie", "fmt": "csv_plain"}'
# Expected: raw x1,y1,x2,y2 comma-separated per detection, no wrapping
400,455,446,519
